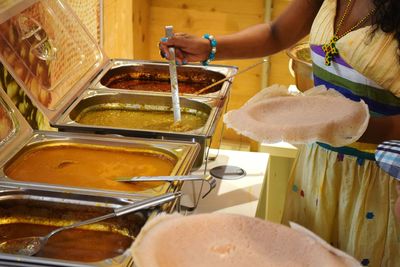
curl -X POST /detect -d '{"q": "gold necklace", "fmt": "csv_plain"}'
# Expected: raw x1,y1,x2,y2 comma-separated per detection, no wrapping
322,0,376,66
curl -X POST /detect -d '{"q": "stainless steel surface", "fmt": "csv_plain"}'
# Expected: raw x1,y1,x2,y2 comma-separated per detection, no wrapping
0,183,166,267
0,131,199,195
165,26,181,122
115,174,207,182
92,59,237,99
0,192,181,257
56,90,219,138
115,175,216,198
286,42,314,92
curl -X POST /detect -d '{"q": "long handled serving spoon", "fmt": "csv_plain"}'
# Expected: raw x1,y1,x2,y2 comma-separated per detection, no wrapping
195,58,269,95
115,174,216,198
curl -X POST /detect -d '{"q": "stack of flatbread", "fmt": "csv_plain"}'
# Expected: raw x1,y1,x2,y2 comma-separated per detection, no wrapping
224,85,369,147
131,213,360,267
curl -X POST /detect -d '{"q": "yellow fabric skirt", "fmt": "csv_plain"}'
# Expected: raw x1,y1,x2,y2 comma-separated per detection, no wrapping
282,143,400,267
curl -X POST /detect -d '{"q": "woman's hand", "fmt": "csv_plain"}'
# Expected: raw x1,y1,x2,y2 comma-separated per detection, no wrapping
159,33,211,64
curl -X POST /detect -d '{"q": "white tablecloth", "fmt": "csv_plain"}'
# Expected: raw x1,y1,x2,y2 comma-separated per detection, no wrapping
182,148,269,217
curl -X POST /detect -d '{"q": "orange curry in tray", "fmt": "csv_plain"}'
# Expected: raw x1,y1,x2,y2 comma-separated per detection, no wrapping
4,143,176,193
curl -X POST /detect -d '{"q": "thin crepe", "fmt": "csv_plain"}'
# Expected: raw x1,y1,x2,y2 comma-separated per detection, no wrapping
224,85,369,147
132,213,360,267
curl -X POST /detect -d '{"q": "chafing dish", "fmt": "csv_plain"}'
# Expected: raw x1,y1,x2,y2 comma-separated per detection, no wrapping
0,78,199,196
0,182,176,267
0,1,235,170
92,59,236,99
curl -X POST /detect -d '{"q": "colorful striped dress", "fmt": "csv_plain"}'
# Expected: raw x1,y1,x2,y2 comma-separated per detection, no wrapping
281,0,400,266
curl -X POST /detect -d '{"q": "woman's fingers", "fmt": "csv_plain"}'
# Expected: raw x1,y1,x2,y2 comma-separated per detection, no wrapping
158,32,207,63
159,39,170,59
174,48,187,65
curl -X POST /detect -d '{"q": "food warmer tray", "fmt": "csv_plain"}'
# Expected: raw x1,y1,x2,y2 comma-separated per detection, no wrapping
0,182,175,267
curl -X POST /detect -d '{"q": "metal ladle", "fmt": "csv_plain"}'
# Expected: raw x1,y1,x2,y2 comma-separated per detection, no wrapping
0,192,181,256
114,174,216,198
195,58,269,95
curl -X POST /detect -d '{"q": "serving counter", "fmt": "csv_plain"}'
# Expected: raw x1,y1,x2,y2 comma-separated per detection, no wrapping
182,148,269,217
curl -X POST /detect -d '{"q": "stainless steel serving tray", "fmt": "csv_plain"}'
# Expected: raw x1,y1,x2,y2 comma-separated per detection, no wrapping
54,89,222,139
0,182,169,267
0,130,199,196
91,59,237,100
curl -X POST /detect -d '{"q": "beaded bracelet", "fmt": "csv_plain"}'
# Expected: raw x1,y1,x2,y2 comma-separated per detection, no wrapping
201,33,217,66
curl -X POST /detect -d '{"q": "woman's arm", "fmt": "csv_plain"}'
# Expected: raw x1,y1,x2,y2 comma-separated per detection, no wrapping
160,0,323,63
359,115,400,144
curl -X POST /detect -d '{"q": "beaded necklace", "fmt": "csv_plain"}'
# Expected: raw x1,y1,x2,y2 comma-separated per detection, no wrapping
322,0,376,66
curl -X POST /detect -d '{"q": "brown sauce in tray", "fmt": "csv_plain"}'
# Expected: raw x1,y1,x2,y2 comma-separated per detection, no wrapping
107,79,215,94
76,109,208,132
0,223,132,262
4,144,175,193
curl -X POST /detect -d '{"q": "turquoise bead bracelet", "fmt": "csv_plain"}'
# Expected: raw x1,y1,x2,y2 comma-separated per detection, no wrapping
202,33,217,66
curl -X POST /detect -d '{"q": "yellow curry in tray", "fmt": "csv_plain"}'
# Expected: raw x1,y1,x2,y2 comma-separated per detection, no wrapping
4,143,176,193
75,108,208,132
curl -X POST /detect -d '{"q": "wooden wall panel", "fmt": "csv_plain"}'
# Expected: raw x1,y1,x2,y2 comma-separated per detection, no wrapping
268,0,295,86
132,0,150,59
103,0,134,58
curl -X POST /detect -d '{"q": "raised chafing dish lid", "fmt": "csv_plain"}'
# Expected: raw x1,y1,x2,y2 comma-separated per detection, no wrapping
0,86,32,167
0,0,108,123
0,0,235,130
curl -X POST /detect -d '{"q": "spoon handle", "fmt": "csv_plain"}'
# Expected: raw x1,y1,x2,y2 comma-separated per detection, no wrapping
165,25,181,122
47,192,181,237
195,58,269,95
114,191,181,216
114,175,206,182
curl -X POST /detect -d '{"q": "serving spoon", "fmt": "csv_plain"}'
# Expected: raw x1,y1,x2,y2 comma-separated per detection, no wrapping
114,174,216,198
195,58,269,95
0,192,181,256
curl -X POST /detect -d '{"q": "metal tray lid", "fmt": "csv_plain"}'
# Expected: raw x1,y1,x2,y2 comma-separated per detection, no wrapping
0,87,32,167
0,0,108,123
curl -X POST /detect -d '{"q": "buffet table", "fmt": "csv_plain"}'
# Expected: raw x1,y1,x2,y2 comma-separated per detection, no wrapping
182,148,269,217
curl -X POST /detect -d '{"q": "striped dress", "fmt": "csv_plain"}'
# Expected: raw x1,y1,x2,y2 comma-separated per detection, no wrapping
282,0,400,266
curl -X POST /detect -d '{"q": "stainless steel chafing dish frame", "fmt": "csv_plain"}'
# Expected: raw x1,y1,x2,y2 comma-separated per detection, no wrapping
0,88,200,198
54,88,223,139
90,59,238,100
0,182,175,267
0,130,200,195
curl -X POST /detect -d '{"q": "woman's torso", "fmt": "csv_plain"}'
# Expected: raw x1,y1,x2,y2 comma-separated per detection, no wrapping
309,0,400,155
